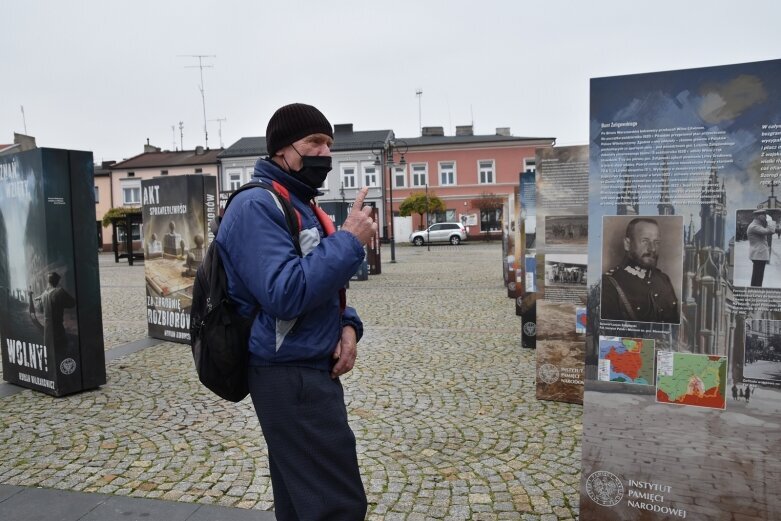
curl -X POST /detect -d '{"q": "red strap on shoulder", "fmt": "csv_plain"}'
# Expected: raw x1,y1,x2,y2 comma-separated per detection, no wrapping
270,180,290,200
271,180,302,230
311,203,337,236
310,202,346,313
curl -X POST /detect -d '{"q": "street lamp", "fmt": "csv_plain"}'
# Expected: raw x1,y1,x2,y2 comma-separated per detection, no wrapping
425,183,430,252
339,181,346,226
373,139,407,263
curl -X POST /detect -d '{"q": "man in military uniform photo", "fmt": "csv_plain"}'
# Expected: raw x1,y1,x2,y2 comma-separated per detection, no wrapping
601,217,679,323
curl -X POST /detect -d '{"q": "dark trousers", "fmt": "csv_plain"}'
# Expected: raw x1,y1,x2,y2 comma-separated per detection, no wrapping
249,366,367,521
751,259,767,287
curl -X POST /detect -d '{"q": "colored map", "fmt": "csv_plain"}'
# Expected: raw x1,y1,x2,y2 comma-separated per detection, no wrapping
597,336,655,385
575,307,587,334
656,352,727,409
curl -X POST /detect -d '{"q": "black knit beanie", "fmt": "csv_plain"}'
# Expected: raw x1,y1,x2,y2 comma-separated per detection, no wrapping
266,103,333,156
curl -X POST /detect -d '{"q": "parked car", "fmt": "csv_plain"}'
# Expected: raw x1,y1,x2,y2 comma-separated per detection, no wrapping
410,222,468,246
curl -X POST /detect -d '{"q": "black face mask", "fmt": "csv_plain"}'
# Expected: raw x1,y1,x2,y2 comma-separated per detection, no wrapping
289,147,332,189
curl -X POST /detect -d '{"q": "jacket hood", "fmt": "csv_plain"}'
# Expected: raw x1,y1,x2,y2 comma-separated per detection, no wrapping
252,157,321,200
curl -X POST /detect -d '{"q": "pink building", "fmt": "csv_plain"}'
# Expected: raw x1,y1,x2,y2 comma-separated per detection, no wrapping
94,161,114,250
103,144,222,251
388,126,554,238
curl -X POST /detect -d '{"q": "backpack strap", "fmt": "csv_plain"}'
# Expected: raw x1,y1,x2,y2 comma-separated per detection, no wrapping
223,181,302,257
270,181,304,232
311,203,336,236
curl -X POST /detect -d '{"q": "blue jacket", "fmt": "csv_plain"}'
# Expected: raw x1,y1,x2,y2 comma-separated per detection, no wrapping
216,158,365,371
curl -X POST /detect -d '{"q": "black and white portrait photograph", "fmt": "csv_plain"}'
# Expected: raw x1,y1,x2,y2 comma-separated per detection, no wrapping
600,215,683,324
733,208,781,288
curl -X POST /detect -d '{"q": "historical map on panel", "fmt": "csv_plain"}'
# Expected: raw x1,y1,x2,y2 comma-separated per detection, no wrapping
597,336,655,385
655,352,727,409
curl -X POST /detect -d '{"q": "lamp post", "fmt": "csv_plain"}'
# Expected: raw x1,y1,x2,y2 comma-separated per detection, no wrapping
425,183,430,252
373,139,407,263
339,181,346,227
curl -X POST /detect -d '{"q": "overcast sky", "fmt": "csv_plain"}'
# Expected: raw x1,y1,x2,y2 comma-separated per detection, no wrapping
3,0,780,163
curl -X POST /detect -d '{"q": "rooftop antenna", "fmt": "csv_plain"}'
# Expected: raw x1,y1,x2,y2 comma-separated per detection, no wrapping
209,117,227,148
20,106,27,134
415,89,423,135
179,121,184,151
171,125,177,151
180,54,216,149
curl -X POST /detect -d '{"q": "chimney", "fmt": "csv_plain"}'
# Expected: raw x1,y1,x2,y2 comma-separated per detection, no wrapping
422,126,445,137
144,141,161,153
195,145,204,155
496,127,511,136
455,125,473,136
13,132,37,151
334,123,353,133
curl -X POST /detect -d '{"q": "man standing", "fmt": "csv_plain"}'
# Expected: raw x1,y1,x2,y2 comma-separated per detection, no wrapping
601,218,679,323
34,272,75,351
747,209,776,287
216,103,375,520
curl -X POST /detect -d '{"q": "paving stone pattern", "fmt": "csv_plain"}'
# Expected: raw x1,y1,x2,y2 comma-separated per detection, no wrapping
0,245,582,520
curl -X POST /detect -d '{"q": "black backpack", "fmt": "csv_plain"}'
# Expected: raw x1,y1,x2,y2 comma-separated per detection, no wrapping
190,181,302,402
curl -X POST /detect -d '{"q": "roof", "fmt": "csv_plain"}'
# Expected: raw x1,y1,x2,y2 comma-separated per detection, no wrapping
398,134,556,148
94,165,112,177
0,143,19,156
332,129,393,152
218,129,394,159
111,148,223,170
218,137,266,158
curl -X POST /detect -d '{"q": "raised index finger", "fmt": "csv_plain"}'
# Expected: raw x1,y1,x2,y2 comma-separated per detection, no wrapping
351,186,369,213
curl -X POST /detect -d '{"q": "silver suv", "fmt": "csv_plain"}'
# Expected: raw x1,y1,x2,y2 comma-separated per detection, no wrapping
410,222,468,246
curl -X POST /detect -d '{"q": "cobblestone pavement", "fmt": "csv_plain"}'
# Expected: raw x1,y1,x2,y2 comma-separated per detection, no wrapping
0,244,582,520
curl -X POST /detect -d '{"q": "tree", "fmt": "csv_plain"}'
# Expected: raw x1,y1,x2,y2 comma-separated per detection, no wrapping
399,191,446,230
469,192,504,233
469,192,504,214
102,206,142,227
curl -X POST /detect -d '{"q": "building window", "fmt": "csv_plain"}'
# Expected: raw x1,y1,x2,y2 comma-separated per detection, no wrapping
439,161,456,186
432,209,456,223
393,166,406,188
195,168,203,174
94,186,99,203
478,160,495,184
411,163,428,187
226,169,243,191
341,163,357,189
523,157,536,174
116,223,141,242
161,170,168,175
481,208,501,231
128,171,135,177
362,163,378,188
229,173,242,191
121,180,141,206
